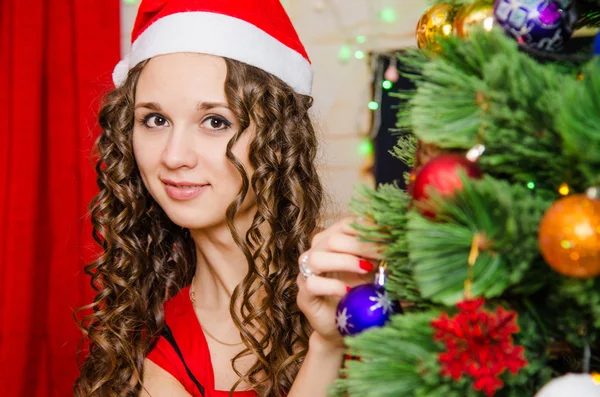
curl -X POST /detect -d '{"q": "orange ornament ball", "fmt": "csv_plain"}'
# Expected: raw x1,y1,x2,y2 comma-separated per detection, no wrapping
416,4,455,52
538,194,600,278
453,1,495,38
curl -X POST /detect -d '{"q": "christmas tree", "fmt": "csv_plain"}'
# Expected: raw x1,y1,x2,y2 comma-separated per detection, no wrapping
332,1,600,396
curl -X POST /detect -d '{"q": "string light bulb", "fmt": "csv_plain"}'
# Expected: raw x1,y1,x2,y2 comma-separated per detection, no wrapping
338,44,352,63
358,139,374,156
380,8,397,23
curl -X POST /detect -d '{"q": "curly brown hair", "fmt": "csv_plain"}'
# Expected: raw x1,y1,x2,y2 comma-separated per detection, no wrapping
74,57,323,397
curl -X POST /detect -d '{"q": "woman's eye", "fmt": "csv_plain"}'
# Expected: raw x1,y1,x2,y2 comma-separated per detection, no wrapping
143,114,169,128
203,116,232,131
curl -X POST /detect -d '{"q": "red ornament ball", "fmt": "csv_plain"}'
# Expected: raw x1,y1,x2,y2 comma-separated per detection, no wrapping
411,154,483,217
538,194,600,278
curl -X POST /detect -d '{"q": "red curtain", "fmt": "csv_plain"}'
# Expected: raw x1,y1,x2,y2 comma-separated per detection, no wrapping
0,1,121,396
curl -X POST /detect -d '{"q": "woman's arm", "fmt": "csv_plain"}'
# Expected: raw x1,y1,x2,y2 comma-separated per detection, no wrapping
287,332,345,397
290,217,381,396
139,359,192,397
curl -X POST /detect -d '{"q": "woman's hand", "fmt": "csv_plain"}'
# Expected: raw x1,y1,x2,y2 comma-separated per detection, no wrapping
296,217,382,348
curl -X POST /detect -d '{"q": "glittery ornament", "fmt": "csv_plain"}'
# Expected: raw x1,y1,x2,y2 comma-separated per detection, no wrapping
454,1,495,38
538,194,600,278
535,373,600,397
493,0,578,52
336,267,401,336
416,4,456,53
411,154,483,218
431,298,528,396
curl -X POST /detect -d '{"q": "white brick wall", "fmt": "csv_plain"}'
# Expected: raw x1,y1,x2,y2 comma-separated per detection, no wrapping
119,0,427,224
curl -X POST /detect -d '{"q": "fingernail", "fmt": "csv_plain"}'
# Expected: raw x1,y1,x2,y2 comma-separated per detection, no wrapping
346,285,352,292
359,259,374,272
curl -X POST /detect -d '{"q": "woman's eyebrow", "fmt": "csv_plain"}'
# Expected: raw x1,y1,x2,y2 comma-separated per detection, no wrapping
197,101,230,111
134,101,231,111
135,102,162,111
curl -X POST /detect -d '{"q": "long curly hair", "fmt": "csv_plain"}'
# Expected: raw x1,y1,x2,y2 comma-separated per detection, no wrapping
74,57,323,397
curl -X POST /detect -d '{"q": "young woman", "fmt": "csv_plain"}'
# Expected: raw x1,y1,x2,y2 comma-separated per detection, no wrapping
75,1,380,396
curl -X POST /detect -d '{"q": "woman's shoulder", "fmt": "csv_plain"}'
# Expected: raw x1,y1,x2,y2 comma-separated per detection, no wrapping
141,359,192,397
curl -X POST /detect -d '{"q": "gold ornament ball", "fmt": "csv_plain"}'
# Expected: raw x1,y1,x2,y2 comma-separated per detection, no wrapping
538,194,600,278
416,4,455,51
453,1,495,38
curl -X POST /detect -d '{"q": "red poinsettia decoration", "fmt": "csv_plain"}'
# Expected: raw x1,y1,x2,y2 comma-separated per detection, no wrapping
431,298,528,396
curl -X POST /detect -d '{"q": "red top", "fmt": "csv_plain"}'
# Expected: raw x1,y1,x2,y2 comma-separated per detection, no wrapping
147,286,258,397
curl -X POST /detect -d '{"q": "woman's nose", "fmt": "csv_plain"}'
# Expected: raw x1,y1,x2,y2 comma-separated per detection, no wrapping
160,127,198,170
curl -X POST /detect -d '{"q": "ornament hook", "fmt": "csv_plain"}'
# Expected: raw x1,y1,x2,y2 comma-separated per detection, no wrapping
464,234,481,299
466,144,486,162
375,261,387,287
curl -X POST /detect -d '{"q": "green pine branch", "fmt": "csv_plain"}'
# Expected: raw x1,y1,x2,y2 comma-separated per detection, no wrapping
390,133,417,168
330,305,552,397
341,10,600,396
397,29,594,192
574,0,600,28
329,312,444,397
407,175,551,305
556,59,600,185
495,309,553,396
549,277,600,347
349,184,429,307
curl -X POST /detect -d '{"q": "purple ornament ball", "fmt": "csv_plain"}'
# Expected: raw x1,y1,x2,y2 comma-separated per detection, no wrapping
493,0,578,52
335,284,400,336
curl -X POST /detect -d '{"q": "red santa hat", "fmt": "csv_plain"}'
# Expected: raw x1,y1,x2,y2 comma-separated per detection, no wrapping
113,0,313,95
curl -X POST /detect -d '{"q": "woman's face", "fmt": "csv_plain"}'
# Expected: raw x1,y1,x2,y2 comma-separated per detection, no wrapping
133,53,256,231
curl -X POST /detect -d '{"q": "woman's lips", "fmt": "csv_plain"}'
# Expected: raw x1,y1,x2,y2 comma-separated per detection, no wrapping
162,181,210,200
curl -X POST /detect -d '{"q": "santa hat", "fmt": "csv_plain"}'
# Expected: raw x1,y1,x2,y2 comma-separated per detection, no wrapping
113,0,313,95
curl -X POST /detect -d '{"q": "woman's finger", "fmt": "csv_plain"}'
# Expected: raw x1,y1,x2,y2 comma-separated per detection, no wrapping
298,274,348,298
337,217,360,236
323,233,383,259
304,251,375,274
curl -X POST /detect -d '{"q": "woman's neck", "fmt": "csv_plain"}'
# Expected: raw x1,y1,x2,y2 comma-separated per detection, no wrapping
188,214,253,312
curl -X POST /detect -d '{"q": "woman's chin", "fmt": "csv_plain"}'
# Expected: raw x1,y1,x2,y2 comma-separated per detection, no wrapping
164,210,225,231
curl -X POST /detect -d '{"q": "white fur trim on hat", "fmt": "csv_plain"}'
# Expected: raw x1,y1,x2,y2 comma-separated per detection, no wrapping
113,12,313,95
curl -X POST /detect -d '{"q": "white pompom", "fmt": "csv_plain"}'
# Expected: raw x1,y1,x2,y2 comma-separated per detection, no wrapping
535,374,600,397
112,55,131,88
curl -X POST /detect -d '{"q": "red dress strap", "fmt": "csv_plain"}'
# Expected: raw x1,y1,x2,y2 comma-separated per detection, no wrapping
147,286,258,397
